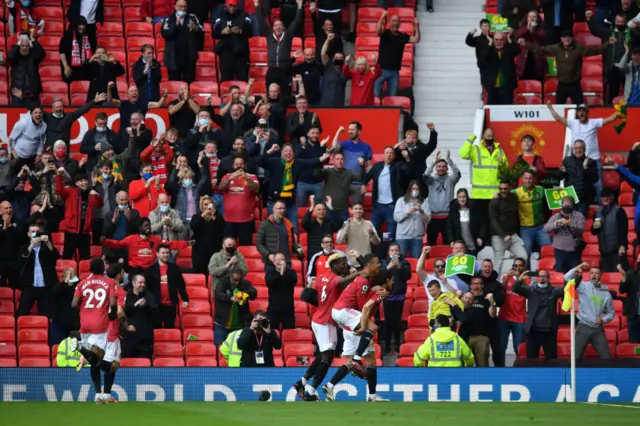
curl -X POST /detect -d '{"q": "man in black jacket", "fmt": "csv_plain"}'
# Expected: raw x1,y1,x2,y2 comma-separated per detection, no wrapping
0,201,25,289
17,223,60,317
213,0,253,82
285,96,322,143
43,94,105,149
122,274,158,359
478,259,506,366
132,44,163,103
363,146,410,242
295,126,328,207
395,125,437,197
489,180,528,274
237,310,283,367
619,256,640,343
212,102,256,157
380,243,411,355
214,268,257,346
85,48,126,103
102,192,141,264
256,0,304,97
184,110,224,170
66,0,104,49
161,0,203,83
145,244,189,328
513,269,564,359
479,31,519,105
80,113,119,173
266,253,298,330
465,19,491,76
302,199,342,256
8,36,45,109
557,139,599,218
591,188,629,272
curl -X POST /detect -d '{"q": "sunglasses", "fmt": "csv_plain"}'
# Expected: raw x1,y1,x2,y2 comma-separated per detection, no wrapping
435,264,445,268
322,241,333,244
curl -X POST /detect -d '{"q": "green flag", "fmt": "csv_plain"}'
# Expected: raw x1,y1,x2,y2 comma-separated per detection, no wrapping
186,334,200,341
547,57,557,77
486,14,509,32
445,254,476,277
502,157,530,184
544,186,579,210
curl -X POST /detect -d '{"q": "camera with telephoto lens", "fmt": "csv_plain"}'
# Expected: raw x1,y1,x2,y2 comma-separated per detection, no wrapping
259,318,270,329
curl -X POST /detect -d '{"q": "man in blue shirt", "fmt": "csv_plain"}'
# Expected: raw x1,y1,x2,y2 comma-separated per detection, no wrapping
332,121,372,206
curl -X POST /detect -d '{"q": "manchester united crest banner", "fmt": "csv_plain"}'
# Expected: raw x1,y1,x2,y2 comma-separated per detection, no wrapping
486,106,567,168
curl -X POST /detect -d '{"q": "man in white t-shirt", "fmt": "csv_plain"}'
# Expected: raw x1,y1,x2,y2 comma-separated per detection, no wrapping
547,102,618,205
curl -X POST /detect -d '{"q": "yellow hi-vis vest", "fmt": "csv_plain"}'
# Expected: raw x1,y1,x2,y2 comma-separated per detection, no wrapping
56,337,89,368
459,135,509,200
413,327,475,367
220,329,242,367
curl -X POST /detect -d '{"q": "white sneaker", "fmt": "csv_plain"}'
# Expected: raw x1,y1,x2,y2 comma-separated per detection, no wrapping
94,394,106,405
367,394,389,402
322,385,335,402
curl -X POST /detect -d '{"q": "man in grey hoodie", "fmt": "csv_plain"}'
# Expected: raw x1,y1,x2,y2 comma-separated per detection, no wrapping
565,262,615,360
8,107,47,171
423,150,460,245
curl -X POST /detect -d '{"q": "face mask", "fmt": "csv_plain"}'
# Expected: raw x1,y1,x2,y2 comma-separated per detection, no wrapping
52,112,63,119
68,277,79,283
617,25,627,32
323,249,332,255
225,246,236,255
118,204,128,211
142,172,153,181
31,232,38,239
537,282,548,288
198,118,210,126
55,150,66,160
183,179,193,188
177,10,187,17
21,0,30,7
484,138,494,146
96,126,106,132
101,173,111,180
411,190,419,198
206,153,216,158
561,206,573,215
334,59,344,67
0,158,8,164
159,205,169,213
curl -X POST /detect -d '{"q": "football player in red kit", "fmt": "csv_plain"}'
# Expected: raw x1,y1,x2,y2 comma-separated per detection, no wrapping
294,253,360,401
70,258,118,404
324,255,393,402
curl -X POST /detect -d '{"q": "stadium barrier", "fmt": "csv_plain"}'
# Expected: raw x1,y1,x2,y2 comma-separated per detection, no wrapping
0,107,402,154
1,368,639,402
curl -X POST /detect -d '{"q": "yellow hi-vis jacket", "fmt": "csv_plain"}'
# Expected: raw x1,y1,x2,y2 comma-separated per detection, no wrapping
56,337,89,368
413,327,475,367
459,135,509,200
220,329,242,367
428,292,464,322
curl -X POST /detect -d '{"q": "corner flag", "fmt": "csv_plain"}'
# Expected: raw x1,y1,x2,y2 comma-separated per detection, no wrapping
562,280,576,312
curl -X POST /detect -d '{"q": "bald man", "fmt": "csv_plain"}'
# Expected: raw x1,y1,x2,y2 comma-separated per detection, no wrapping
0,201,22,288
102,191,142,264
149,193,184,244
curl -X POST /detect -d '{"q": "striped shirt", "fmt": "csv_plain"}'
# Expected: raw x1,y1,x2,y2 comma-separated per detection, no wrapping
514,185,546,227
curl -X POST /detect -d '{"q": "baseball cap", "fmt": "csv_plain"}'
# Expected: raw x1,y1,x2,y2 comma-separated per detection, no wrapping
601,188,614,197
561,29,574,38
226,0,238,5
258,118,268,127
74,172,89,182
576,104,589,112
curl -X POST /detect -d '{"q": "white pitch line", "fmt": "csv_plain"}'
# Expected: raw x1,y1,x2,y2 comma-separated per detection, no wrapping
579,402,640,409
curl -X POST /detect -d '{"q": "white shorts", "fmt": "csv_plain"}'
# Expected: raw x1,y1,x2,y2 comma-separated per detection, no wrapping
80,332,108,352
103,339,121,363
342,329,374,357
311,321,337,352
332,308,361,332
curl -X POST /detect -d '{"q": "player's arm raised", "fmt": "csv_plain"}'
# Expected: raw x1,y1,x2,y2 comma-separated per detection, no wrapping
337,269,360,288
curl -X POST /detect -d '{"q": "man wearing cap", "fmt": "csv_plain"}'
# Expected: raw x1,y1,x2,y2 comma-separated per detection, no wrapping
615,46,640,106
213,0,253,82
547,101,618,205
591,188,629,272
520,31,614,104
55,167,102,260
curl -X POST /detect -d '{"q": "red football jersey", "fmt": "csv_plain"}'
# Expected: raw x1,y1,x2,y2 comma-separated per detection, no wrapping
74,274,116,334
333,276,376,311
107,284,127,342
312,273,343,325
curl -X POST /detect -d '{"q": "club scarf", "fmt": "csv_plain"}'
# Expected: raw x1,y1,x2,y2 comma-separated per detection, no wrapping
152,153,168,185
70,32,91,67
280,159,294,198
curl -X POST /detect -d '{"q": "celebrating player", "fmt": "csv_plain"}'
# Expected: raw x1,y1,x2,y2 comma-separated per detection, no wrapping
324,255,392,402
69,258,118,404
101,263,135,403
295,253,360,401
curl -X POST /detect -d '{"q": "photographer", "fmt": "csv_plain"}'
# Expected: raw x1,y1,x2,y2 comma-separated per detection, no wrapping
237,310,282,367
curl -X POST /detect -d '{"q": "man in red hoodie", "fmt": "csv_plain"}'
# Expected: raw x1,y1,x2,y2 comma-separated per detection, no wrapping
101,218,193,274
140,0,175,24
140,136,174,187
128,163,166,218
56,168,103,260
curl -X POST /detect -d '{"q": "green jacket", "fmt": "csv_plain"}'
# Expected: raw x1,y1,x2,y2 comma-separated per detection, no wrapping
220,329,242,367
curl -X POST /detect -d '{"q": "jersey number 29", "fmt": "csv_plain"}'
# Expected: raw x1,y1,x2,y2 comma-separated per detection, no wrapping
83,288,107,308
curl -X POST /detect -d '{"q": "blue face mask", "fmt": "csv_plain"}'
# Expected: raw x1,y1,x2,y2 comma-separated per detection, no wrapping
142,172,153,181
21,0,31,7
118,205,127,211
159,205,169,213
0,158,8,164
101,173,111,180
176,10,187,17
68,277,79,284
198,118,210,126
183,179,193,188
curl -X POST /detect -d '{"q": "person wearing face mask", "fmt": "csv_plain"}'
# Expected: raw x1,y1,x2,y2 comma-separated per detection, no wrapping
101,191,142,264
393,180,431,258
85,47,125,103
161,0,203,83
395,124,438,198
132,44,163,103
149,193,185,245
140,134,175,187
512,269,564,360
50,268,82,346
586,10,630,104
80,112,119,172
184,110,223,170
42,94,104,150
424,150,461,246
591,188,629,272
208,237,248,291
0,146,14,194
319,34,347,107
165,167,210,240
380,243,411,356
292,48,323,105
91,160,127,245
51,140,80,181
190,195,225,275
460,128,509,230
543,196,586,273
128,164,166,218
557,139,599,218
56,169,103,260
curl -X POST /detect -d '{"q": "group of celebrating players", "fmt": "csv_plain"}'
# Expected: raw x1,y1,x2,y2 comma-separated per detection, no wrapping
67,252,393,404
295,253,394,402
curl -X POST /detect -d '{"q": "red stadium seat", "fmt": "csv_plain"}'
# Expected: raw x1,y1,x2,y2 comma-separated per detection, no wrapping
183,274,206,287
120,358,151,367
388,7,416,21
582,61,603,79
186,287,210,301
104,6,124,22
250,300,268,313
69,81,90,96
154,329,181,342
191,81,219,95
17,329,47,345
0,302,15,316
183,328,214,343
17,316,48,330
19,357,50,367
283,343,314,359
249,37,267,51
617,343,640,358
516,79,543,95
41,94,69,105
537,258,555,271
619,329,629,343
246,258,265,272
249,67,268,79
282,328,313,343
355,37,380,52
18,343,49,358
381,96,411,110
44,21,65,36
244,272,266,286
239,247,262,259
185,342,217,357
404,328,430,342
411,300,429,314
407,314,429,329
515,94,543,104
35,6,64,20
180,300,211,316
153,342,183,357
581,79,604,96
187,357,217,367
396,357,414,367
39,66,63,82
97,22,124,37
127,37,156,53
99,37,126,51
0,359,18,367
42,81,68,94
0,316,15,330
413,286,427,300
399,343,420,357
220,80,248,95
126,22,153,37
195,67,218,81
0,328,16,343
295,313,311,328
42,51,61,66
358,7,384,22
154,357,185,367
0,343,16,358
181,315,213,330
575,33,602,47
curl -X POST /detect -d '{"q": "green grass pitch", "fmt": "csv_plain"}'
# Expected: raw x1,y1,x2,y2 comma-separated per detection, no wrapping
1,402,639,426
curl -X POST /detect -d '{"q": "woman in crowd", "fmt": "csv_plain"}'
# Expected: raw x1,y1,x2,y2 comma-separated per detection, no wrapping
164,167,210,240
393,180,431,258
446,188,486,256
514,9,547,82
343,55,382,106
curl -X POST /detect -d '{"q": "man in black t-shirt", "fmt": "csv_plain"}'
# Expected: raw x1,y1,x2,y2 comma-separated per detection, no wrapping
292,48,323,105
319,33,347,107
168,84,201,139
458,276,496,367
374,11,420,98
107,83,167,144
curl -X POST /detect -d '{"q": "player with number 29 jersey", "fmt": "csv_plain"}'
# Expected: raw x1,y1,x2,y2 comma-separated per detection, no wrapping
74,275,116,335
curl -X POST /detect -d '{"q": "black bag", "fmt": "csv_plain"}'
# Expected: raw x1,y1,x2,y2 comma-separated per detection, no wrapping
300,287,318,307
574,236,587,253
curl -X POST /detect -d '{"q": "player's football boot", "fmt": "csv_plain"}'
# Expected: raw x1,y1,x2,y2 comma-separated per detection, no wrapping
75,355,87,372
302,391,319,402
104,395,118,404
293,381,305,398
322,385,335,402
367,395,389,402
94,394,107,405
348,360,367,379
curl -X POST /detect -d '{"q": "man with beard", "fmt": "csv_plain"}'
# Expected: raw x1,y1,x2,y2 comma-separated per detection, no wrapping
217,138,259,181
296,127,330,207
332,122,372,207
